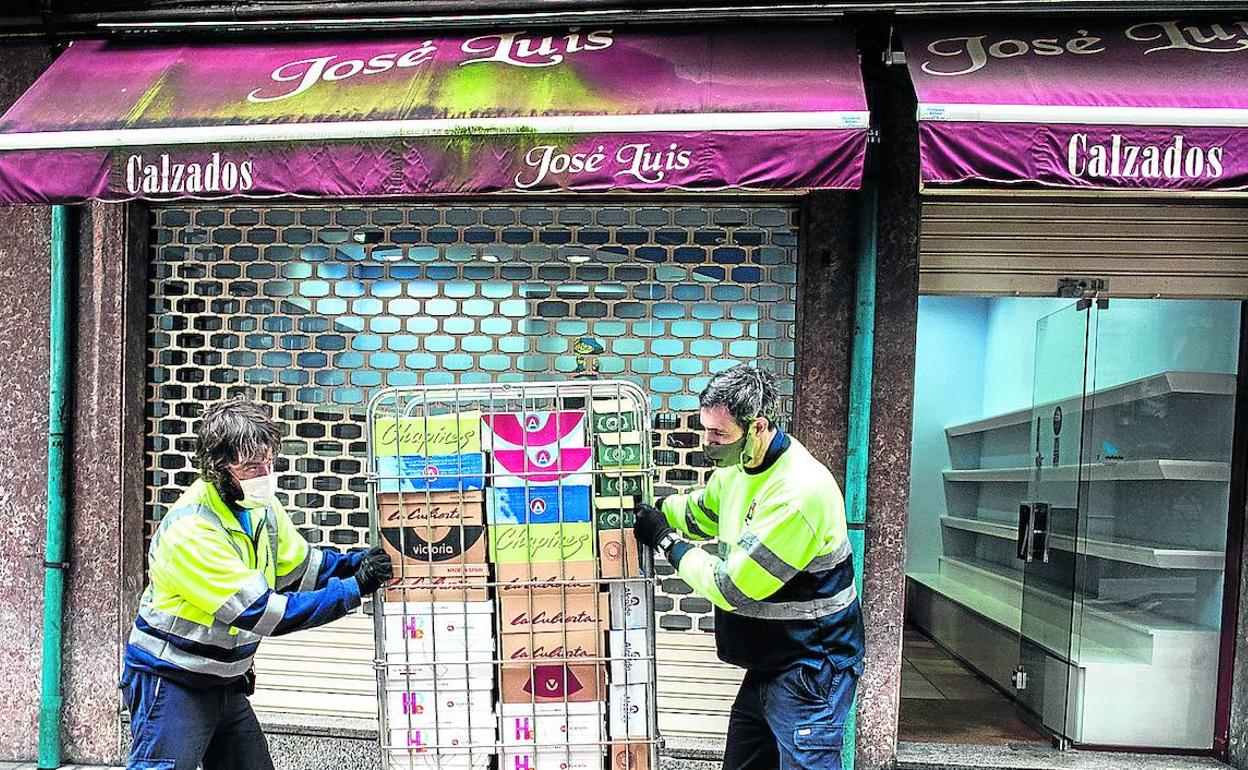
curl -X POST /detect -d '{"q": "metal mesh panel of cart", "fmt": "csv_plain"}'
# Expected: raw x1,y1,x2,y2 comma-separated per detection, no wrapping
369,381,659,770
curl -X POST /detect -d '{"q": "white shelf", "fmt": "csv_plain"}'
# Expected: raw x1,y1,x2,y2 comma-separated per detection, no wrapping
909,557,1216,665
945,371,1235,438
940,515,1226,571
943,459,1230,484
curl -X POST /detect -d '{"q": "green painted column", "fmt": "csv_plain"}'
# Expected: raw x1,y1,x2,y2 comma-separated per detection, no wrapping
39,204,75,770
843,151,878,770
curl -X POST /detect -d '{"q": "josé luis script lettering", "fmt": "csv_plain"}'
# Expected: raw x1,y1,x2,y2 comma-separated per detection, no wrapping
247,29,613,102
922,30,1105,76
515,142,693,188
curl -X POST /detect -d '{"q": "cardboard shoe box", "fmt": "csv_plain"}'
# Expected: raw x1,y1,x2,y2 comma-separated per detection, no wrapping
384,659,496,687
598,529,641,579
500,702,605,746
594,500,638,531
379,490,487,568
501,629,602,664
373,413,483,457
384,572,489,603
496,559,596,595
590,399,638,434
607,629,652,684
388,725,497,754
386,750,493,770
595,473,646,499
608,581,649,631
488,485,591,526
490,522,596,564
609,743,651,770
376,453,487,494
493,446,592,488
481,410,587,451
382,600,495,656
500,662,607,704
385,688,494,727
594,432,644,470
498,590,609,636
499,750,599,770
608,682,651,738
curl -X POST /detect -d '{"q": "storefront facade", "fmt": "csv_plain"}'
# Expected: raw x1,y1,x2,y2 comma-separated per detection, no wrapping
896,16,1248,765
0,10,1246,770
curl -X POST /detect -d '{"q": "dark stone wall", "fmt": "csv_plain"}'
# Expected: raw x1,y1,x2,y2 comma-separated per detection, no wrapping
857,57,922,769
0,41,57,762
792,190,856,471
790,49,921,767
0,41,141,763
59,203,147,764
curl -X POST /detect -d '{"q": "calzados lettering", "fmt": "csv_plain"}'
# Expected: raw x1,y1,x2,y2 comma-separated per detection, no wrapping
1067,134,1224,180
125,153,253,195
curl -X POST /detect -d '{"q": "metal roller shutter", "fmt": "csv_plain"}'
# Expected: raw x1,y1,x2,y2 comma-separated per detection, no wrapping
147,201,785,743
920,194,1248,299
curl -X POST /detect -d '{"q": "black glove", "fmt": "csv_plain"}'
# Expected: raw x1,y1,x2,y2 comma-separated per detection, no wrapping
633,502,676,551
354,545,394,595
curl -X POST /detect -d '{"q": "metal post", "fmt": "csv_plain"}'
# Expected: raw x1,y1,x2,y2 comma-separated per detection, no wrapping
39,204,75,769
843,144,878,770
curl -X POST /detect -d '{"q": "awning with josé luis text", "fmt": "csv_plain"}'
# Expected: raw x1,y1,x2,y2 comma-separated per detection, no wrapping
903,19,1248,191
0,24,868,203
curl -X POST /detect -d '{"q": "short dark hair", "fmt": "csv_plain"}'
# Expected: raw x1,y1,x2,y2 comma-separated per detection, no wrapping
194,398,281,489
699,364,780,427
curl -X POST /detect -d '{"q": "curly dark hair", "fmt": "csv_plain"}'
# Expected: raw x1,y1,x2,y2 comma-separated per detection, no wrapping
194,397,281,496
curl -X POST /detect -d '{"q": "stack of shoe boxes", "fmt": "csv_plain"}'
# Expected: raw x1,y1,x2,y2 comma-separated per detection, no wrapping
485,411,608,770
593,400,653,770
375,412,496,769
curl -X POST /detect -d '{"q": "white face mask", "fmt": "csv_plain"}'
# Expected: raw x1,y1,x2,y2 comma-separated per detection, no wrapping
236,473,278,509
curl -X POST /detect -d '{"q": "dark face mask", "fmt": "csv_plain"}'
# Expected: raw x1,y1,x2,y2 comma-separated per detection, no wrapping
703,434,748,468
704,419,758,468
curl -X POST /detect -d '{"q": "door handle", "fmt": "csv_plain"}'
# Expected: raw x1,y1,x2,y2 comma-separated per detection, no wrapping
1017,504,1033,561
1017,502,1051,563
1032,502,1051,563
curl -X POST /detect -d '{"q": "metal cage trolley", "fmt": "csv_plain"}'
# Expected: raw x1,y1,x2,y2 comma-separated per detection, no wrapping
366,381,661,770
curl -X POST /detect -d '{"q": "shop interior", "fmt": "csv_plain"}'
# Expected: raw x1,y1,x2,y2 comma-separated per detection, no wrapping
900,296,1241,750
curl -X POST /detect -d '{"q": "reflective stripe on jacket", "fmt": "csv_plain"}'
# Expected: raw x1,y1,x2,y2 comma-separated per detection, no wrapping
124,478,362,686
661,432,865,672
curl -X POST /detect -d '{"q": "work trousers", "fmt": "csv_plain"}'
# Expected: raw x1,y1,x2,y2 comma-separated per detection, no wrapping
723,657,862,770
122,665,275,770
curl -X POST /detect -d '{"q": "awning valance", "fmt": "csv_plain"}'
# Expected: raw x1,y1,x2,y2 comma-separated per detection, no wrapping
0,25,868,203
903,19,1248,190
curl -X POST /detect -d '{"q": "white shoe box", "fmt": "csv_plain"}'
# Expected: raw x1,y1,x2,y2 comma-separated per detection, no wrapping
388,725,498,753
386,750,493,770
386,688,494,728
382,601,496,654
383,654,496,687
608,581,648,630
608,683,651,739
500,702,605,746
607,629,652,685
499,749,600,770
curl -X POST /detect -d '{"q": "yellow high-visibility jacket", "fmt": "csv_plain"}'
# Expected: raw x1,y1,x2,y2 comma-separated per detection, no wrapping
124,478,363,685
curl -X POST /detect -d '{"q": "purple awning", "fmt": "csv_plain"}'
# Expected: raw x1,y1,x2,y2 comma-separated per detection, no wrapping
903,19,1248,190
0,25,868,203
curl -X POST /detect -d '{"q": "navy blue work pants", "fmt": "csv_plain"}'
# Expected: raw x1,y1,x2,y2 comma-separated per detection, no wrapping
122,665,274,770
722,658,862,770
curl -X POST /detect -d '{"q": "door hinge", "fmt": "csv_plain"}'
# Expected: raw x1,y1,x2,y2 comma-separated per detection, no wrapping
1057,277,1108,299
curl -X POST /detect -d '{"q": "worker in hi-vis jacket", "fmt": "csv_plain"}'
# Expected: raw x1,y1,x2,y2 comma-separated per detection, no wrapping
122,398,392,770
634,364,865,770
